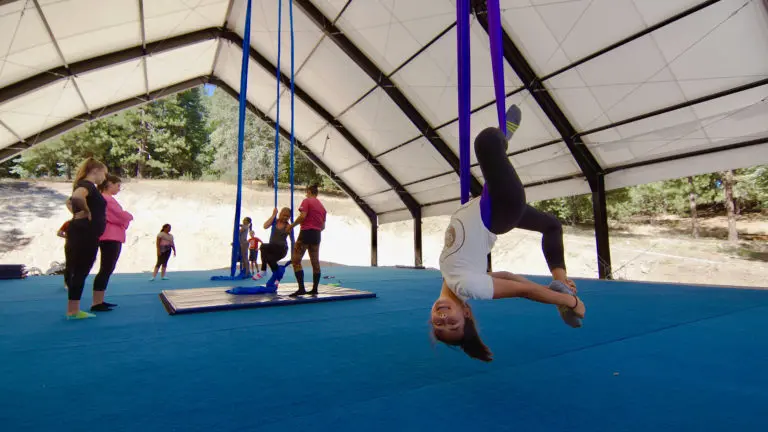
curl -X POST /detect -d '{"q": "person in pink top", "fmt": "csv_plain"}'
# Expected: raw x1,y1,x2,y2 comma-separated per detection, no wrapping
288,184,327,297
92,174,133,312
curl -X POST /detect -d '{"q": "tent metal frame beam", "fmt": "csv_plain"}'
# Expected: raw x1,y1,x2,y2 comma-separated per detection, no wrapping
471,0,610,278
294,0,483,198
138,0,150,96
0,76,209,162
0,27,222,107
32,0,90,115
209,77,379,227
217,34,421,221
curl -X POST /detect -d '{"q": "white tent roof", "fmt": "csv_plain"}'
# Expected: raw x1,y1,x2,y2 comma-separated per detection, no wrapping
1,0,767,224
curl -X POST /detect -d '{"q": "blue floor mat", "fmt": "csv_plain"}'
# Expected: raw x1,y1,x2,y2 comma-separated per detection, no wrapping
1,267,767,431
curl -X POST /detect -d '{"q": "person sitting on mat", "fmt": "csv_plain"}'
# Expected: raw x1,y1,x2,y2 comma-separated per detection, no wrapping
248,230,263,278
431,105,585,362
150,224,176,281
255,207,292,286
239,217,253,277
289,184,327,297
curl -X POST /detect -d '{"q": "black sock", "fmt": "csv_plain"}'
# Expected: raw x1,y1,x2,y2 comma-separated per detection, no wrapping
294,269,305,290
312,272,321,292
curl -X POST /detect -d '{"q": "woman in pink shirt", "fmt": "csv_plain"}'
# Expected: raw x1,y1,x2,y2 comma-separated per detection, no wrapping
288,184,327,297
92,175,133,312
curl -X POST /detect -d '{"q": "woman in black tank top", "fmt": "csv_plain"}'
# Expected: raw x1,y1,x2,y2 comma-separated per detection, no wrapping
65,158,108,320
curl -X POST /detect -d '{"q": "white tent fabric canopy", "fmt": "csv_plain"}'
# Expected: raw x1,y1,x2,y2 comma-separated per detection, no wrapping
1,0,768,225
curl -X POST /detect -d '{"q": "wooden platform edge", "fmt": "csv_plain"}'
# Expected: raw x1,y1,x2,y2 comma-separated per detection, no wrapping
158,291,177,315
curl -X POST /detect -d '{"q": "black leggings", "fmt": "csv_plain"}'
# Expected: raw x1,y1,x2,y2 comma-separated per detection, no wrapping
155,250,172,268
475,127,566,271
260,243,288,273
94,241,122,292
65,225,100,301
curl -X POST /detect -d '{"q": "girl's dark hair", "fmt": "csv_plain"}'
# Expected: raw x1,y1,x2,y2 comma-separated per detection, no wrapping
432,307,493,362
98,174,121,192
243,217,252,224
308,184,319,196
161,224,171,232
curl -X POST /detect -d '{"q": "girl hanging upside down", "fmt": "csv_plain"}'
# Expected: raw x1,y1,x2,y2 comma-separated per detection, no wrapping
432,105,586,362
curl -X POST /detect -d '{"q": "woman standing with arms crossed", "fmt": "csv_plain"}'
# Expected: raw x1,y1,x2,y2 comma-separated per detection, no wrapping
289,184,327,297
92,175,133,312
65,158,108,320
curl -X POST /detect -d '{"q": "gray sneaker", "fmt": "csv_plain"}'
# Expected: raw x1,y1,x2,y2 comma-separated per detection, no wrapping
549,280,583,328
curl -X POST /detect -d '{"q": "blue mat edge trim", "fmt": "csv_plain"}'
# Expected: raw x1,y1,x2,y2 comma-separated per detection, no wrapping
158,290,377,316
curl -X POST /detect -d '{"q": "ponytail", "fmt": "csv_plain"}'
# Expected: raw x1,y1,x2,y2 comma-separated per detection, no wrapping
73,157,106,189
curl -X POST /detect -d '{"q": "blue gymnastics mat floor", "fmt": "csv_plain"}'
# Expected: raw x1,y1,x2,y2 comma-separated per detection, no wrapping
1,266,767,431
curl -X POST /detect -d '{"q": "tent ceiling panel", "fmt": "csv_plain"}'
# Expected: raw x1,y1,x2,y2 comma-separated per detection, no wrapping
378,208,411,224
305,125,365,173
144,0,229,43
229,0,325,70
0,79,84,140
294,38,377,117
40,0,141,64
544,0,768,133
525,177,591,203
0,2,60,88
331,0,455,75
0,0,766,225
391,22,523,126
215,41,330,148
499,0,705,77
363,189,405,214
214,40,276,114
337,162,392,197
0,121,16,149
606,144,768,191
146,39,217,92
337,87,421,155
422,199,460,219
74,59,145,111
308,0,347,22
267,92,329,144
469,145,581,187
584,83,768,169
652,0,768,101
377,138,453,187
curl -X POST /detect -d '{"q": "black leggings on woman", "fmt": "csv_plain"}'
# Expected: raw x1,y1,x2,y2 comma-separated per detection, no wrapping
260,243,288,273
94,241,122,292
65,224,100,301
475,127,566,271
